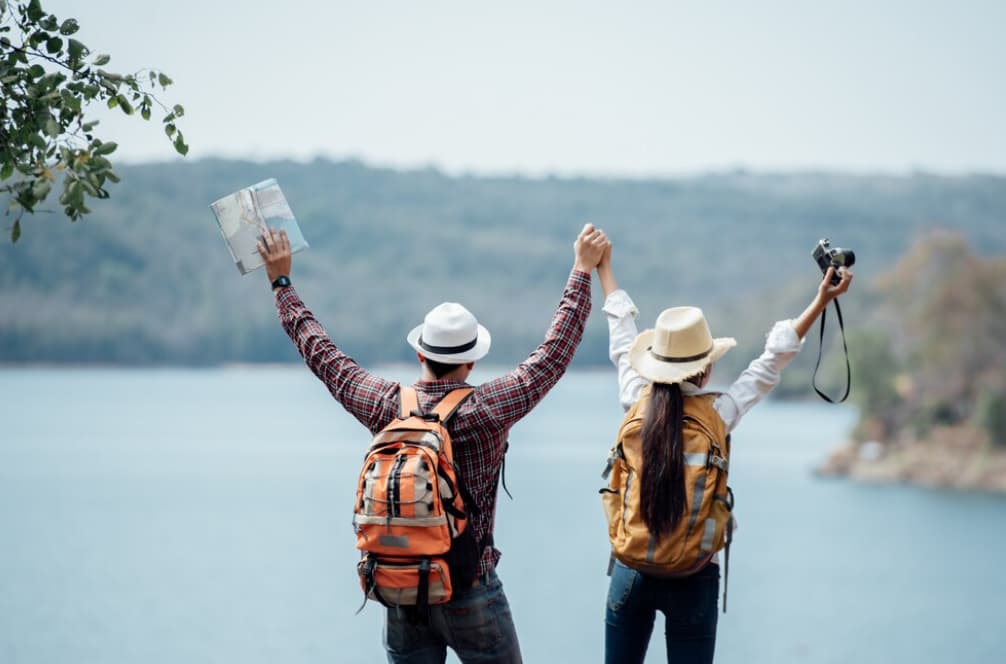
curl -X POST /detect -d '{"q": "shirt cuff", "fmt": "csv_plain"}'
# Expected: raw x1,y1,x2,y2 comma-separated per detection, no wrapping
602,289,638,319
768,320,804,354
275,284,300,308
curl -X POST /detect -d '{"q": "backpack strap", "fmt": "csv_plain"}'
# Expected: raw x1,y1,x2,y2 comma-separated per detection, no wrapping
430,387,474,423
399,386,419,419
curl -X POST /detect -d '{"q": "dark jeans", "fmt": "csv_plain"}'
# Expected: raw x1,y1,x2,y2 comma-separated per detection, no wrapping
383,569,522,663
605,560,720,664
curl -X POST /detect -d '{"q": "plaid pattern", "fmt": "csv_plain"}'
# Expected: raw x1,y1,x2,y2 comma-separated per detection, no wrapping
275,269,592,578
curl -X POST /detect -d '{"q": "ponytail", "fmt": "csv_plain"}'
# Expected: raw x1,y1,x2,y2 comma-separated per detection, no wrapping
640,382,686,537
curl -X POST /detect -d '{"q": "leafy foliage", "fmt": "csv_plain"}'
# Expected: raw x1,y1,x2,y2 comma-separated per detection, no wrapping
0,0,187,242
861,232,1006,443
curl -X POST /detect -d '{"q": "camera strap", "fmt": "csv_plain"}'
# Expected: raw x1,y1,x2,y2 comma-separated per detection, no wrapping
812,298,851,403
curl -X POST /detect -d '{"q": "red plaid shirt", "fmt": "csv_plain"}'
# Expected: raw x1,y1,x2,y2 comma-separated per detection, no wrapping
274,269,592,578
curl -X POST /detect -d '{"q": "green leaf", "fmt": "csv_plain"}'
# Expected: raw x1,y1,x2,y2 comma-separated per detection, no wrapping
105,171,120,184
28,64,44,78
31,178,51,200
45,36,62,54
172,104,184,117
26,0,44,21
82,120,99,132
164,122,176,137
116,95,134,115
59,19,80,36
93,141,117,156
106,95,118,109
44,118,60,136
141,105,151,120
10,219,20,243
157,72,173,87
92,54,110,66
1,161,13,180
67,179,83,203
67,38,87,61
173,133,188,156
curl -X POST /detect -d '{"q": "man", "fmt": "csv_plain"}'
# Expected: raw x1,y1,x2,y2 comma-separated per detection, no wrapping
257,223,609,663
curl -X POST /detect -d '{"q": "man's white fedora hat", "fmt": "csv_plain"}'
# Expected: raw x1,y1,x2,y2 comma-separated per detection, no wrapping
628,306,736,384
407,302,492,364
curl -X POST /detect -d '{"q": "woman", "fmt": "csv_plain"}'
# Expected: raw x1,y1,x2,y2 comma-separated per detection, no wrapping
596,244,852,664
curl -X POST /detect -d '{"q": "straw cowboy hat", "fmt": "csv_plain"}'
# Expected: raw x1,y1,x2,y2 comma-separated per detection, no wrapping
407,302,492,364
629,306,736,384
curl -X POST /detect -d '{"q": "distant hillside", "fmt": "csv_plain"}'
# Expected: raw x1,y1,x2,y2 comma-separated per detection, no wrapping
816,233,1006,491
2,160,1004,392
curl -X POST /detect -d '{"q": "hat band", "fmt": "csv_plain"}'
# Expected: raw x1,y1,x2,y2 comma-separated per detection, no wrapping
419,335,478,355
649,345,713,363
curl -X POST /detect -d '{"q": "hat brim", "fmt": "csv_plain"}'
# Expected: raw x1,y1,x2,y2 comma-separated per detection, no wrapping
628,330,736,384
406,324,492,364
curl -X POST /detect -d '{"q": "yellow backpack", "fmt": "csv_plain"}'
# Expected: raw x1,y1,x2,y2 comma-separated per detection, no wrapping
600,388,735,608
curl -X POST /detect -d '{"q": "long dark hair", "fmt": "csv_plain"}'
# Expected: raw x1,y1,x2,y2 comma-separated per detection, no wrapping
640,382,686,537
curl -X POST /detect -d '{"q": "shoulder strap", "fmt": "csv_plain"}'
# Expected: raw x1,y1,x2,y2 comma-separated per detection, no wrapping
431,387,474,424
399,386,419,419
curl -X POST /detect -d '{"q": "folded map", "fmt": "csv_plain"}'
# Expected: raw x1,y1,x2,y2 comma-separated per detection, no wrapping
209,178,309,274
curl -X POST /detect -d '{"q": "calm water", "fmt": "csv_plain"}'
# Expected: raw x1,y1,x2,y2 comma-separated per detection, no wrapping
1,367,1004,664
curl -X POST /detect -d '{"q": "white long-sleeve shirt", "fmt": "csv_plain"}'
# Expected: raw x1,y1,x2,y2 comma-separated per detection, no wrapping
603,289,805,430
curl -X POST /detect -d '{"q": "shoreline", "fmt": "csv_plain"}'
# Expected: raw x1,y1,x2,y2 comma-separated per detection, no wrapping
815,425,1006,494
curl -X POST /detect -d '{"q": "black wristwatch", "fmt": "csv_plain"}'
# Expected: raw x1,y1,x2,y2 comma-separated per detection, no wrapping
271,275,292,290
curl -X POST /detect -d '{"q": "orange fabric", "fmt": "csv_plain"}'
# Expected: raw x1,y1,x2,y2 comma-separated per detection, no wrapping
358,557,453,606
354,388,474,606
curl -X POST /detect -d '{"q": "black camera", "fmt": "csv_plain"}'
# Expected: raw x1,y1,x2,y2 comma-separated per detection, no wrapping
813,238,855,284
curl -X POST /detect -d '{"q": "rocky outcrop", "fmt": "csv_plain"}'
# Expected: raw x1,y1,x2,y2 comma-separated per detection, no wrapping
815,425,1006,493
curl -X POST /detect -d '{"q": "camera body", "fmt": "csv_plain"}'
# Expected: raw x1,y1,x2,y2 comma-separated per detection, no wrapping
813,238,855,284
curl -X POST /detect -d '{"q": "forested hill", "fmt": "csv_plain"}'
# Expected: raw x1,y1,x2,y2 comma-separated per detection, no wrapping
2,159,1004,380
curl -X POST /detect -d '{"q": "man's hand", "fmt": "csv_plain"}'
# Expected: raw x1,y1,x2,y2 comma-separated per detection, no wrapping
573,223,610,273
257,227,293,286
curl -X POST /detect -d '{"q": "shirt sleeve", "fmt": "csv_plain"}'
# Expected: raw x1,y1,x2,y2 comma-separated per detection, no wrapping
603,289,649,411
477,269,592,429
275,286,398,432
714,319,804,432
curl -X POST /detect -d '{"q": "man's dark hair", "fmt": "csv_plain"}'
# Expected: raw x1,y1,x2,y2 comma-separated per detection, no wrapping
423,357,462,379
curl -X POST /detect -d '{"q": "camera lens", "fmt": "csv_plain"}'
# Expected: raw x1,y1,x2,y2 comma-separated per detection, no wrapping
835,249,855,268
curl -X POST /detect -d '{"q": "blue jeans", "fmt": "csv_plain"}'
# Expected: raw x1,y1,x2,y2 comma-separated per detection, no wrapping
383,569,522,663
605,560,719,664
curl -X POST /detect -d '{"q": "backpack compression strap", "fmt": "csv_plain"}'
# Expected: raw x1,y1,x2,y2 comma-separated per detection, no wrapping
399,386,420,419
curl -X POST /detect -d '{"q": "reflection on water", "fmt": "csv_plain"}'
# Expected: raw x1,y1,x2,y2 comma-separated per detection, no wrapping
1,368,1004,664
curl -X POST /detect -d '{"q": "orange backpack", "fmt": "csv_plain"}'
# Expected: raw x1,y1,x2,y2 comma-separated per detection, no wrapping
354,386,476,614
600,388,736,608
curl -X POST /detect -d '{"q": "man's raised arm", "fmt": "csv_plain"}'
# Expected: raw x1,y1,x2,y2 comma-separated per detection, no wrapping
257,228,397,432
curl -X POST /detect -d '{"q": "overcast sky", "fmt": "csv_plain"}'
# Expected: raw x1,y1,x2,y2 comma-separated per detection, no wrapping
41,0,1006,176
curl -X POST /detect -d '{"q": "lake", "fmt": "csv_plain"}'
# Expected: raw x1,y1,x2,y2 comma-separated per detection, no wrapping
1,367,1004,663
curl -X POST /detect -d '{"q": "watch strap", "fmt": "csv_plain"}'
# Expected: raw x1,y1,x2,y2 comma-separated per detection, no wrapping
271,275,292,290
